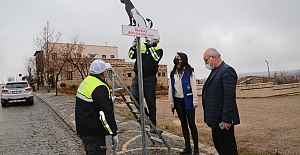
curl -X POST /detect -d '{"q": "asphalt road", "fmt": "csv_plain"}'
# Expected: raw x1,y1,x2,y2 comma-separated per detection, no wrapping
0,85,219,155
0,95,85,155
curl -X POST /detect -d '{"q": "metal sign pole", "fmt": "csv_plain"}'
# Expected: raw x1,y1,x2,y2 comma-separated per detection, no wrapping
111,72,117,155
136,37,147,154
106,70,117,155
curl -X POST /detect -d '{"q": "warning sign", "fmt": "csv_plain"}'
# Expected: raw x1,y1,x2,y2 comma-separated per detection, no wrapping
122,25,160,39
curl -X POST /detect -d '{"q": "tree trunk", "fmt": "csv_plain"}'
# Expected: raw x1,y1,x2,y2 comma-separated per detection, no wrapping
55,74,58,96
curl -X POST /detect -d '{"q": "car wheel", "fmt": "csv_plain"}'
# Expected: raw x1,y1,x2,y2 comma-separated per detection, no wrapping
29,100,34,105
1,102,6,107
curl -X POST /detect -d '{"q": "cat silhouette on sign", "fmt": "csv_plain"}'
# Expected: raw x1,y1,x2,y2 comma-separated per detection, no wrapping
120,0,153,29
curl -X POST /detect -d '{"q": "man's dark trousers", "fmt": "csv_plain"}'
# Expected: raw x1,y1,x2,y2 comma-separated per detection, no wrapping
131,75,157,125
212,126,238,155
80,135,106,155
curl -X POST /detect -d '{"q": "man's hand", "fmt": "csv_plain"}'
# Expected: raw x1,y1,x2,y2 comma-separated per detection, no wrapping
146,43,152,49
111,135,118,149
222,122,232,130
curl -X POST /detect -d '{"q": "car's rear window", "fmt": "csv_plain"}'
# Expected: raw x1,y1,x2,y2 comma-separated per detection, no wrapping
6,82,28,88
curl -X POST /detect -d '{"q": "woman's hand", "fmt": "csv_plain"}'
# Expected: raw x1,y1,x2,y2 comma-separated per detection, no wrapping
170,104,174,112
193,103,198,109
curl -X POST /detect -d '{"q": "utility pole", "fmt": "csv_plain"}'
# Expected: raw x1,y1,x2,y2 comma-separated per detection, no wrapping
265,60,270,81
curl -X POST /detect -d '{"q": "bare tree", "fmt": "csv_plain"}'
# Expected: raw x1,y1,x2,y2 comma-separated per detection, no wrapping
66,45,96,80
296,70,300,82
51,45,68,96
33,21,61,92
24,57,37,90
51,36,82,95
274,70,299,84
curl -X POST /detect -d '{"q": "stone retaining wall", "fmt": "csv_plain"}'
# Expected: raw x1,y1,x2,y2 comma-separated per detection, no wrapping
197,82,300,98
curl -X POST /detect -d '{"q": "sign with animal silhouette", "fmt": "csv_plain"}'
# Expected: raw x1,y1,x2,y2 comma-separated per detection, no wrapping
121,0,159,39
120,0,153,29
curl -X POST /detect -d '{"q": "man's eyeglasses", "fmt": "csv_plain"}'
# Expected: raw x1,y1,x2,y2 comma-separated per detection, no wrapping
203,56,212,62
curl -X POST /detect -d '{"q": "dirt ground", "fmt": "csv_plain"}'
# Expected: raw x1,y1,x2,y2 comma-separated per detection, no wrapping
116,95,300,155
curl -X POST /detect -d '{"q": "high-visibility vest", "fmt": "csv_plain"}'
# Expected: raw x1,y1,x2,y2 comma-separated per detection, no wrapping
141,44,161,52
76,76,110,102
141,44,161,61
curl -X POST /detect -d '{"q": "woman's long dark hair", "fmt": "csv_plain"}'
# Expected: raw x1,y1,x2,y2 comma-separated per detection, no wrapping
170,52,194,78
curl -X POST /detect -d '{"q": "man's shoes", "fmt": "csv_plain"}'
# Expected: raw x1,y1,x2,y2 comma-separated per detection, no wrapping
180,147,192,155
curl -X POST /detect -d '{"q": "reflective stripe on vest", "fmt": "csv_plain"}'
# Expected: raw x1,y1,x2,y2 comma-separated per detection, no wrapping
141,44,161,61
141,44,160,52
76,76,110,102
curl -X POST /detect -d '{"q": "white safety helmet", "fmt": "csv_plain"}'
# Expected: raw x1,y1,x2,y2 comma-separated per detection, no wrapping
90,59,111,74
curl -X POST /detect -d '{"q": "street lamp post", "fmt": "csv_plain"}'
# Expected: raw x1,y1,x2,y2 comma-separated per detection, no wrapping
265,60,270,81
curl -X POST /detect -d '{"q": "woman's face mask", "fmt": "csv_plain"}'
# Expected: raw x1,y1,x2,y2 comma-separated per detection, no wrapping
173,57,180,65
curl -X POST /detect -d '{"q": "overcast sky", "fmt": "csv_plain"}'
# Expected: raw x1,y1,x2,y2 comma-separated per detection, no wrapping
1,0,299,83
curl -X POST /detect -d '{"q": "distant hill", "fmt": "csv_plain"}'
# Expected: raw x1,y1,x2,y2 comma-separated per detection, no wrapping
198,69,299,82
238,71,268,78
237,69,300,78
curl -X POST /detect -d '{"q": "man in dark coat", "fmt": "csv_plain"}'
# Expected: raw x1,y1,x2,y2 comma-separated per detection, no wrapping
202,48,240,155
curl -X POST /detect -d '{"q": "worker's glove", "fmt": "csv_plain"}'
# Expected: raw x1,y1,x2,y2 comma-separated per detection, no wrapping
132,39,137,48
145,43,152,49
111,135,118,149
111,96,116,102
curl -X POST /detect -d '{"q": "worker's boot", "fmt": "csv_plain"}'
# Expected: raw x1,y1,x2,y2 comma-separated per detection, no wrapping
180,147,192,155
150,127,163,134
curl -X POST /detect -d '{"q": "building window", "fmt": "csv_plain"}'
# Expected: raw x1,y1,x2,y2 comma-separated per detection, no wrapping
90,54,95,58
127,73,132,77
162,72,165,76
67,72,73,80
52,53,57,60
110,55,115,58
77,54,81,58
102,55,106,58
158,72,161,77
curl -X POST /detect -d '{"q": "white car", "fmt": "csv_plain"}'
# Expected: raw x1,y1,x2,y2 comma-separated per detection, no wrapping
1,81,34,107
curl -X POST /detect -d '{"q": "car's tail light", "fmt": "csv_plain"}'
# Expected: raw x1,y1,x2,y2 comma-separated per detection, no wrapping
2,89,9,93
25,87,32,91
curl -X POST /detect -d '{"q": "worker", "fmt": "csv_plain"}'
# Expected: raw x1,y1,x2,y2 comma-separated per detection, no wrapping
75,59,118,155
128,37,163,132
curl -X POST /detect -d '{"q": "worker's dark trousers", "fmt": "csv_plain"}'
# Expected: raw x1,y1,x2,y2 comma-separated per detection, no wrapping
131,75,157,125
80,135,106,155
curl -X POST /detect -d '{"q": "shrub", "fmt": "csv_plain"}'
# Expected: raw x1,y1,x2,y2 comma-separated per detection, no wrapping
60,83,66,89
70,85,77,90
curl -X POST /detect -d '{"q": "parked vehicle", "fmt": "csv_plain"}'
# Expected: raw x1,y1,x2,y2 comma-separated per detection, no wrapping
1,81,34,107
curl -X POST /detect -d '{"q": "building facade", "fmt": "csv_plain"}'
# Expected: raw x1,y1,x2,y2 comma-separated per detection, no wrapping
34,43,168,89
